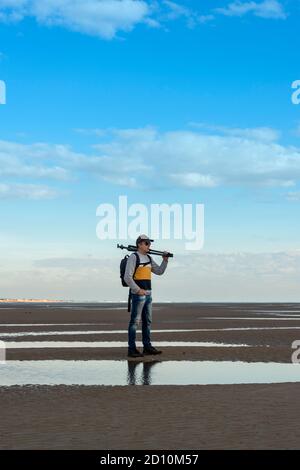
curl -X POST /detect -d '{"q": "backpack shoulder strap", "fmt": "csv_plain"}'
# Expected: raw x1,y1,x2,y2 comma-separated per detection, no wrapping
133,252,139,277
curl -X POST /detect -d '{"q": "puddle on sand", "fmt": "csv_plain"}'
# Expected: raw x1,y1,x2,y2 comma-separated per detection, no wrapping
3,340,250,349
1,326,300,339
0,360,300,386
0,328,236,338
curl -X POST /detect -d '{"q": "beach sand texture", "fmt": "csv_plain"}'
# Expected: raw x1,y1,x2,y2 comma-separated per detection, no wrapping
1,302,300,449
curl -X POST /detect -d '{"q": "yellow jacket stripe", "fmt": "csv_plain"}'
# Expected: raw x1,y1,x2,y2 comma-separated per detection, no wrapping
133,265,152,280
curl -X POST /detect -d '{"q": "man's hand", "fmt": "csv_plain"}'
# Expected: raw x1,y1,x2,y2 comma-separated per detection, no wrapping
162,251,169,262
137,289,148,295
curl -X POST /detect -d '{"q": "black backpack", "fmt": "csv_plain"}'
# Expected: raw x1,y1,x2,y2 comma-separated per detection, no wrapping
120,252,139,287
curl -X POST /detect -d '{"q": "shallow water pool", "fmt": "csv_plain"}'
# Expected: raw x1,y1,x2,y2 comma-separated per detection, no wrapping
0,360,299,386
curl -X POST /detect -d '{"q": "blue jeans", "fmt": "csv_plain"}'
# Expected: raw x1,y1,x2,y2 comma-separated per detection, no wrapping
128,292,152,350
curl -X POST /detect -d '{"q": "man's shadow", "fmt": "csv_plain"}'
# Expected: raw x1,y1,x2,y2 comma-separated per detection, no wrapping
127,359,161,385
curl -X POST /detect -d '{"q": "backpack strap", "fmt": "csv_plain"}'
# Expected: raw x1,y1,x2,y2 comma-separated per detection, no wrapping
127,289,132,313
133,252,140,276
128,252,140,313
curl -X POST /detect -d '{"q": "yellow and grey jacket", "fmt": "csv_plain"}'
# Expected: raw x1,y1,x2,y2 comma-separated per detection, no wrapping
124,251,168,294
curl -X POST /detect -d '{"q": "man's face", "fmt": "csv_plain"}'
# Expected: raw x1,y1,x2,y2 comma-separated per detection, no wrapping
139,240,151,252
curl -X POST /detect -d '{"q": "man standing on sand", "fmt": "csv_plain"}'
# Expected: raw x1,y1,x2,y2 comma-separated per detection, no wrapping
124,234,169,358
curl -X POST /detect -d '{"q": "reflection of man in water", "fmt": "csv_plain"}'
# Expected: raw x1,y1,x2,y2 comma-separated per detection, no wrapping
127,360,160,385
124,234,169,358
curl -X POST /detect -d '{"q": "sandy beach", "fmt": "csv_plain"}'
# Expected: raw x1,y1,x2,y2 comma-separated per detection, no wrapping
1,302,300,449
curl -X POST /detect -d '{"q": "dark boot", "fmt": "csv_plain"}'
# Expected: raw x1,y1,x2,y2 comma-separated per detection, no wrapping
143,346,162,355
128,348,144,358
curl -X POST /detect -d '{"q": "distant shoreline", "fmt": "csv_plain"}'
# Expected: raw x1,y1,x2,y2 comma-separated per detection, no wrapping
0,299,65,303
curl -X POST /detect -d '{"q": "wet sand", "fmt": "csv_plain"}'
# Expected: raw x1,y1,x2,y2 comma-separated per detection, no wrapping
1,302,300,449
2,383,300,450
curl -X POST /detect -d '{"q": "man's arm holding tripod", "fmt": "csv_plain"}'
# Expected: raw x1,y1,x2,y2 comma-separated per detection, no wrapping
150,253,169,275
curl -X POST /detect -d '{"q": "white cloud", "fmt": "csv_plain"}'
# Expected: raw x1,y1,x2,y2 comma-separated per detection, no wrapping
161,0,214,28
4,249,299,301
34,257,102,268
174,249,300,278
0,0,152,39
159,0,287,27
81,126,300,190
0,0,286,39
189,122,281,142
0,139,77,199
0,139,71,179
285,191,300,202
3,124,300,195
215,0,287,19
160,249,300,301
170,172,219,188
74,128,109,137
198,14,215,24
162,0,190,20
0,183,60,199
38,250,300,276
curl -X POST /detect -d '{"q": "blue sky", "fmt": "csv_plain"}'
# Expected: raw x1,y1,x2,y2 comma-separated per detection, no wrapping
0,0,300,301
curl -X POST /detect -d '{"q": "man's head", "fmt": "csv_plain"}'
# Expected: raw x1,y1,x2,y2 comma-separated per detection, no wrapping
136,234,154,254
